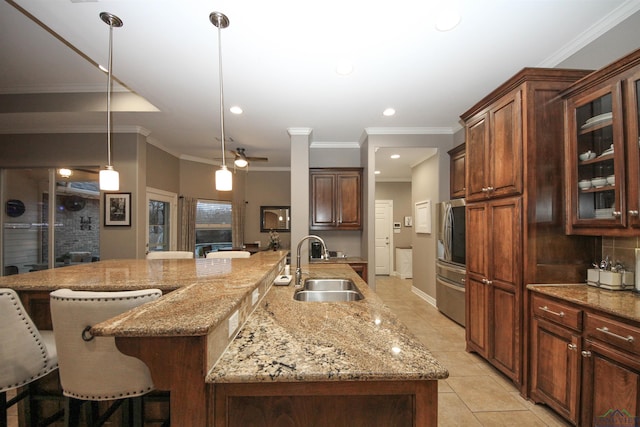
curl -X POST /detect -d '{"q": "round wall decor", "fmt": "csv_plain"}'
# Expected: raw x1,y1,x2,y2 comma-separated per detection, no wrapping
6,199,26,217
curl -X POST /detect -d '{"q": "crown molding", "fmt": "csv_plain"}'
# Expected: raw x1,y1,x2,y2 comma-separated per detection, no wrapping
538,0,640,67
287,127,313,136
365,127,455,135
309,141,361,149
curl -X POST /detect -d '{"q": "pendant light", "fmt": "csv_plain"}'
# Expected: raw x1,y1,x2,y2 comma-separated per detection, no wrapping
99,12,122,191
210,12,232,191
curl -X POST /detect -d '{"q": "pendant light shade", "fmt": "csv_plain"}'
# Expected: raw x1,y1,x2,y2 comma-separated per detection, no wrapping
99,166,120,191
99,12,122,191
210,11,232,192
215,165,233,191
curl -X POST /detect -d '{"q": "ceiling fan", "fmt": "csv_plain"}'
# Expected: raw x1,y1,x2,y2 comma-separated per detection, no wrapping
228,148,268,168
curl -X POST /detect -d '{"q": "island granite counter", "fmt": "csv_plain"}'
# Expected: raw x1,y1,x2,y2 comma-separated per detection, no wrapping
207,264,448,426
3,254,447,426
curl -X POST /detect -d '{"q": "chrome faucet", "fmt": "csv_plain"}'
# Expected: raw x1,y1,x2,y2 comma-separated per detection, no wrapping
295,235,329,287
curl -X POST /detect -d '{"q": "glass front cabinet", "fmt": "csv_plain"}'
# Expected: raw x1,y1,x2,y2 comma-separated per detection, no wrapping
563,49,640,236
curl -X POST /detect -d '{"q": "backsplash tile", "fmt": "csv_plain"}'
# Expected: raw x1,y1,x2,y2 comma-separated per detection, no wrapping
602,236,640,272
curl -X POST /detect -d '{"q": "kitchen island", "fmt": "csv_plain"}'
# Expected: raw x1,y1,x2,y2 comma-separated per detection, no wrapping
2,252,447,426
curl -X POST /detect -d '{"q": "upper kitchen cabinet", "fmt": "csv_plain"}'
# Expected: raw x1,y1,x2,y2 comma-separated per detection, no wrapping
464,90,522,202
310,168,362,230
563,48,640,236
448,143,466,199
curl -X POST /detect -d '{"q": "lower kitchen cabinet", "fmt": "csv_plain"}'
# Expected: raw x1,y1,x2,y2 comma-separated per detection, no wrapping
530,290,640,426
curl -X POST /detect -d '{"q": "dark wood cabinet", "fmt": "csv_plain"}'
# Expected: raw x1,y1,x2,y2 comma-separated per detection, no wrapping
465,90,522,202
465,197,521,381
347,261,367,283
530,294,582,424
530,291,640,426
448,143,466,199
563,48,640,235
461,68,595,392
310,168,362,230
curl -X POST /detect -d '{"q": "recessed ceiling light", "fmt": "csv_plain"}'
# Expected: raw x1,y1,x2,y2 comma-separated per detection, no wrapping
435,8,461,31
335,62,354,76
390,154,400,159
383,108,396,116
374,170,381,175
230,106,243,114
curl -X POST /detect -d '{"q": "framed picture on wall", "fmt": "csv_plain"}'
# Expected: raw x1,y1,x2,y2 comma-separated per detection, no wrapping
104,192,131,226
414,200,431,234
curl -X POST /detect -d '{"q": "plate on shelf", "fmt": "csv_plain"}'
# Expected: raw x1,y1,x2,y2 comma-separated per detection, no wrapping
581,112,613,129
598,144,614,157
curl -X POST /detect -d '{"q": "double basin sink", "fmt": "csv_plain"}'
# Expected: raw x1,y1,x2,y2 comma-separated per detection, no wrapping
293,278,364,302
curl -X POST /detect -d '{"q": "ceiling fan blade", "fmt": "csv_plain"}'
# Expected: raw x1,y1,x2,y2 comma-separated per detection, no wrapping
246,156,268,162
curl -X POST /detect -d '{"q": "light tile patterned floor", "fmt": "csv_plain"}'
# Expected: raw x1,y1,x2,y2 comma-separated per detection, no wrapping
374,275,571,427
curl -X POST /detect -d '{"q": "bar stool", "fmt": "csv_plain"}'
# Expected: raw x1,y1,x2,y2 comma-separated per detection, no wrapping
146,250,193,259
50,288,162,427
1,288,60,427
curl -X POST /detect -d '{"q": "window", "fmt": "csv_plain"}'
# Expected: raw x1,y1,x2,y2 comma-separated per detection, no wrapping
195,200,232,257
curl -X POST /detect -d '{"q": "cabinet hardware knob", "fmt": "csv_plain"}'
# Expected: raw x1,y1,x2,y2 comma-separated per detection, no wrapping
629,210,639,217
539,305,565,318
567,343,577,351
481,187,488,193
612,211,622,218
482,278,488,284
487,186,494,192
581,350,592,358
596,326,634,343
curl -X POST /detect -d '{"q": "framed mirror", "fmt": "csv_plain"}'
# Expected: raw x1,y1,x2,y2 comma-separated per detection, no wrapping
260,206,291,232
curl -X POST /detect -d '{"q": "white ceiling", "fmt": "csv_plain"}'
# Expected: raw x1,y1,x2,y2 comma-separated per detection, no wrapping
1,0,640,182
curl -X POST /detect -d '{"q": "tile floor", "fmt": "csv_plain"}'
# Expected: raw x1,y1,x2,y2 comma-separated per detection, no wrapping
374,275,571,427
6,276,571,427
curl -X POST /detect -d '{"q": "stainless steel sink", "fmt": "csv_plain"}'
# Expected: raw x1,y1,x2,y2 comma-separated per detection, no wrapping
302,278,357,291
294,278,364,302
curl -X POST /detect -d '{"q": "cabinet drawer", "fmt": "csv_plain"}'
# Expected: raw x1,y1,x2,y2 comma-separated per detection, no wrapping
585,312,640,355
532,294,583,331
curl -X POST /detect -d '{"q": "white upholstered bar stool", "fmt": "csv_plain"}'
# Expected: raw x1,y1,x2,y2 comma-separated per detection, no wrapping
1,288,60,427
146,250,193,260
50,288,162,427
206,250,251,259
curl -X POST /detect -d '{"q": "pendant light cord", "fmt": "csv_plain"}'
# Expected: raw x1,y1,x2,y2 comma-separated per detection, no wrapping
107,20,114,168
217,24,226,168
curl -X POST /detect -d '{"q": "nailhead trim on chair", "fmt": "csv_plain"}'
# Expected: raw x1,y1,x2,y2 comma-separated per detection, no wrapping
64,388,155,400
0,290,57,392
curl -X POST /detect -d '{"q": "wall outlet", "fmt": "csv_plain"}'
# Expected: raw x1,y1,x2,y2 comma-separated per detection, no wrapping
252,288,260,305
228,310,239,338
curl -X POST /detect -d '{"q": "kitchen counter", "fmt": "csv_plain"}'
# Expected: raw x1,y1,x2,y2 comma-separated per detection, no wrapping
527,283,640,323
4,253,445,426
208,264,447,383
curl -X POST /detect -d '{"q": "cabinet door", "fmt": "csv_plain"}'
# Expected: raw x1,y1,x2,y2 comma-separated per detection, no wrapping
465,115,489,201
448,144,466,199
565,83,626,234
466,276,489,357
487,197,521,381
626,69,640,229
530,317,581,424
465,203,489,356
489,90,523,199
336,172,361,229
310,172,336,228
581,340,640,427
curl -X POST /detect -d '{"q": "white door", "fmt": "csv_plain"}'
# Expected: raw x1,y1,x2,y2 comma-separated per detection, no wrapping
146,188,178,254
375,200,393,275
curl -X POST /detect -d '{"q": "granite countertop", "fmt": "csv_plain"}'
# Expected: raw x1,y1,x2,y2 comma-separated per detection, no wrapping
309,256,366,265
528,283,640,323
207,264,449,383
